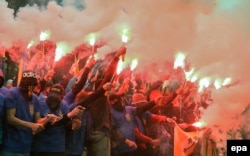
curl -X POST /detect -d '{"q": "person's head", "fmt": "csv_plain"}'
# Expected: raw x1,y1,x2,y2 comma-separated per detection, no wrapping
39,80,53,96
134,79,146,94
131,93,147,107
6,79,13,89
19,70,38,97
46,84,64,112
109,93,125,112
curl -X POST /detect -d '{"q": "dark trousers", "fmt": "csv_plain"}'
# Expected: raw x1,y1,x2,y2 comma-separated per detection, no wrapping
30,152,65,156
112,151,135,156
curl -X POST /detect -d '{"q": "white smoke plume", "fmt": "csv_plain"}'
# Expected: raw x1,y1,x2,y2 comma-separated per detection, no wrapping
0,0,250,129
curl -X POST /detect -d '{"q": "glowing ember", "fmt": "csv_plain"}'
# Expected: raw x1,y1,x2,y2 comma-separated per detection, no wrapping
130,59,138,71
174,52,186,69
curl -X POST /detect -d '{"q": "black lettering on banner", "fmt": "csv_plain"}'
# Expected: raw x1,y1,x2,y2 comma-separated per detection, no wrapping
227,140,250,156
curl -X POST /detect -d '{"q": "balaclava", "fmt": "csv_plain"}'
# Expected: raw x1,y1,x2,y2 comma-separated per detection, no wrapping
46,84,64,112
109,94,124,112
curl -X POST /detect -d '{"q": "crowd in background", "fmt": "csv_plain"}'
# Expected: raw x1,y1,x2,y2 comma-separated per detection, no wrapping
0,44,216,156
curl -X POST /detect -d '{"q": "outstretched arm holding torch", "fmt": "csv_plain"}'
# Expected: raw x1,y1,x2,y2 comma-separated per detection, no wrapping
105,46,126,96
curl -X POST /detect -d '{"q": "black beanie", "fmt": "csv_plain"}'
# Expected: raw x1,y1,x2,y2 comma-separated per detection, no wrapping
19,70,38,87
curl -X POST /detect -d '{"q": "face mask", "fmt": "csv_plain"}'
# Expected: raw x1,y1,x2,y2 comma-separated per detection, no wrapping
111,99,125,112
46,96,61,112
20,84,36,101
28,86,35,97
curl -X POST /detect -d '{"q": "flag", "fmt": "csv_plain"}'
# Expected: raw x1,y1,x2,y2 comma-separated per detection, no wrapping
17,56,24,86
174,125,201,156
174,126,217,156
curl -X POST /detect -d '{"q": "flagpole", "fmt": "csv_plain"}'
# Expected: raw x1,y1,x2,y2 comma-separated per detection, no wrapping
17,53,24,86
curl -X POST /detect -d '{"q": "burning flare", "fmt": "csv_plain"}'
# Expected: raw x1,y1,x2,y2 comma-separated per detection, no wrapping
130,59,138,71
55,42,70,62
39,30,50,41
116,59,124,75
174,52,186,69
192,120,207,128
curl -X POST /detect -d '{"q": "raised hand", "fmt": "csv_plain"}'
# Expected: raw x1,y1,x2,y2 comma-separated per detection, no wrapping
103,82,115,91
166,117,177,126
115,46,127,58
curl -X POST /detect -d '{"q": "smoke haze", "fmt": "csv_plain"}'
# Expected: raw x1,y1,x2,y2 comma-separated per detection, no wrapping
0,0,250,128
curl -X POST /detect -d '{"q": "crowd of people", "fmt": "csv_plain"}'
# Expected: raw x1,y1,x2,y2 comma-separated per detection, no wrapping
0,44,215,156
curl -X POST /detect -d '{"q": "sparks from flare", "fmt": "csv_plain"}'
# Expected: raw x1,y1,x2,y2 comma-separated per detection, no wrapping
119,24,131,44
198,77,211,92
130,59,138,71
89,34,96,46
192,120,207,128
86,33,97,53
39,30,50,64
116,59,124,75
27,41,34,49
55,42,70,62
121,28,129,43
174,52,186,69
39,30,50,41
222,77,232,86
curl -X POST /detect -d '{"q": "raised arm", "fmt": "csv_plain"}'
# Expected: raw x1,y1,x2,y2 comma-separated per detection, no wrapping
71,56,96,95
77,82,114,108
98,46,126,88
